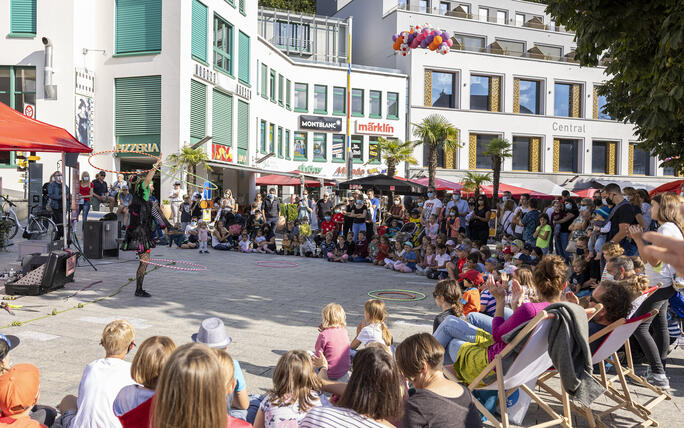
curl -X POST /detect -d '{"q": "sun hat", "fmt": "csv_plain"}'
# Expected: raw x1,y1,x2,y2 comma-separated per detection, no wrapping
191,318,232,348
499,265,518,275
0,364,39,416
403,241,413,248
511,239,524,248
455,244,466,251
459,270,484,286
445,240,455,246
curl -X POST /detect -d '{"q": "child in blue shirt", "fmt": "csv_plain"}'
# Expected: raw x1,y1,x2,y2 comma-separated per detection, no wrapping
392,242,418,273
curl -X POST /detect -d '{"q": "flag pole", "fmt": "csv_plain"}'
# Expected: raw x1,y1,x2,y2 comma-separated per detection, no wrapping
346,17,353,181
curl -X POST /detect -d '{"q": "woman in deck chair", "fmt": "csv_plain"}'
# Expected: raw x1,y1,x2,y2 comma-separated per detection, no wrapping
433,255,568,385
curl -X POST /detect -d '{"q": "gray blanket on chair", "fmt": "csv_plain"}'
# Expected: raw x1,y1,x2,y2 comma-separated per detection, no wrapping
501,302,605,406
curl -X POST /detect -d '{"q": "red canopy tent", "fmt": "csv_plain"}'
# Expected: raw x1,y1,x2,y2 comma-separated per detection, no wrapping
649,179,684,197
256,171,334,187
409,177,463,192
574,188,599,199
463,182,554,199
0,102,91,248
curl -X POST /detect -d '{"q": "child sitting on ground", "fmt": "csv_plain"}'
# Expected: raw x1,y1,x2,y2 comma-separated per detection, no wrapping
280,235,295,255
383,241,405,270
425,214,440,244
254,229,274,254
416,244,435,275
432,279,464,332
314,303,351,382
457,270,483,317
569,257,592,297
329,235,348,263
373,235,391,266
299,217,312,240
427,244,450,280
368,236,379,261
351,299,393,351
320,232,336,260
238,232,255,253
332,206,345,235
345,232,355,259
392,242,418,273
299,235,316,257
352,231,369,262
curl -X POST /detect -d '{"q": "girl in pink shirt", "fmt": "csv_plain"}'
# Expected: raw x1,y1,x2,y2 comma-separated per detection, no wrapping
314,303,351,381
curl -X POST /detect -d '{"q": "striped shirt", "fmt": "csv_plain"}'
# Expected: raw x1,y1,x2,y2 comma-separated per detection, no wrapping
299,406,386,428
480,290,496,317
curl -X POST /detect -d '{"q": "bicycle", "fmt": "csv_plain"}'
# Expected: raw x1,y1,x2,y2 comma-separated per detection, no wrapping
1,195,57,242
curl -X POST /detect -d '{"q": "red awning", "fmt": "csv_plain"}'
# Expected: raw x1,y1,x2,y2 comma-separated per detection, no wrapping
649,179,684,197
0,102,91,153
410,177,463,191
574,188,599,198
463,182,554,199
256,172,334,187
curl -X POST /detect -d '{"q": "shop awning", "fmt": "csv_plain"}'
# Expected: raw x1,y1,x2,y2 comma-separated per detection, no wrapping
462,183,553,199
410,177,463,192
0,102,92,153
574,188,599,198
504,177,572,197
256,172,335,187
649,179,684,196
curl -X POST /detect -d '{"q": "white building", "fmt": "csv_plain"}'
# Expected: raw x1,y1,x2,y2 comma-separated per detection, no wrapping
320,0,678,190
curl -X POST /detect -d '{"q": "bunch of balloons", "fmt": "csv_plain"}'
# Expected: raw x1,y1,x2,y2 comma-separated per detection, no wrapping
392,24,452,56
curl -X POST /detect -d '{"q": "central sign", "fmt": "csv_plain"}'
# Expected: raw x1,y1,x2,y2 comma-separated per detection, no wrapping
299,115,343,132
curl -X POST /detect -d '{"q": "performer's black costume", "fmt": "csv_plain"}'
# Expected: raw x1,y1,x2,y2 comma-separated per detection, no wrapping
122,175,155,297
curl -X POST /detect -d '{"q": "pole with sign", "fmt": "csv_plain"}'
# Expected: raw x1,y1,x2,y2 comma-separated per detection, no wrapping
345,17,353,181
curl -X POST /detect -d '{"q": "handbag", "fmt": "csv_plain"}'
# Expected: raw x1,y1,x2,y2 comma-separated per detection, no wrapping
565,239,577,254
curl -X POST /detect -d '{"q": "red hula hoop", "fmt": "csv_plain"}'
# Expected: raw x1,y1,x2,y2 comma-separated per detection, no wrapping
88,150,161,174
140,257,208,272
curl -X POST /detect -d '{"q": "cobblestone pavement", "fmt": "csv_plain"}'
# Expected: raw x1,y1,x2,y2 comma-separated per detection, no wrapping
0,241,681,427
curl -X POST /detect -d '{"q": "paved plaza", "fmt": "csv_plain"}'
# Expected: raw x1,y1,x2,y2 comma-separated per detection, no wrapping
0,241,682,427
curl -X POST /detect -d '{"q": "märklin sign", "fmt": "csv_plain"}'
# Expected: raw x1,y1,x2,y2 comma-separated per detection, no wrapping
354,120,395,136
299,115,342,132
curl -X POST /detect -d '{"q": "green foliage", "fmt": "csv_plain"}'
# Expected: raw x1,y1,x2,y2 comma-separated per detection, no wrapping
166,145,212,189
412,114,461,188
281,203,299,222
258,0,316,13
545,0,684,171
484,138,512,206
373,137,417,177
462,172,491,198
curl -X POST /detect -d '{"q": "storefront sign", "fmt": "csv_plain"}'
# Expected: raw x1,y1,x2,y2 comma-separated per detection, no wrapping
299,115,343,132
212,143,233,162
354,120,395,136
333,166,387,177
115,143,160,155
194,63,217,85
236,83,251,100
351,139,363,162
552,121,586,134
297,164,323,174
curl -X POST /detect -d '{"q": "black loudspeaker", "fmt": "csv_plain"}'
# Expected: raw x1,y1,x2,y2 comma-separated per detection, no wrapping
65,153,79,168
84,221,103,259
5,251,76,296
28,163,43,212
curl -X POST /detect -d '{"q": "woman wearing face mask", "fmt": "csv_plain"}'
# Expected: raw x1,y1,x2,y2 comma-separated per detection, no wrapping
77,172,93,229
388,196,407,223
469,196,490,246
346,198,368,242
551,199,577,262
567,198,594,255
48,170,70,241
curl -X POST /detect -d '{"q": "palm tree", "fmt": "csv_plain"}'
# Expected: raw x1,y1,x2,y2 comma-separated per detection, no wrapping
166,145,212,192
483,137,512,208
461,171,491,199
412,114,460,188
372,137,418,177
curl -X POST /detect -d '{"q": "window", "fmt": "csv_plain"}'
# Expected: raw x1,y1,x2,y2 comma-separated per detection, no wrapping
419,0,428,13
260,120,267,152
496,10,507,24
314,85,327,114
439,2,450,15
475,134,496,169
190,80,207,143
333,87,346,115
479,8,489,21
260,64,267,98
431,71,456,108
515,13,524,26
0,66,36,165
351,135,363,163
278,74,284,105
10,0,36,36
294,83,308,111
387,92,399,119
294,132,307,160
313,133,327,161
275,21,311,52
285,130,291,159
663,166,675,176
518,79,542,115
512,136,531,171
352,88,364,116
239,0,245,15
269,124,275,153
286,79,292,109
115,0,162,54
470,75,490,111
269,69,276,102
212,89,233,149
592,141,607,174
115,75,162,155
369,90,382,118
213,14,233,75
597,94,611,120
558,139,578,173
496,39,524,56
191,0,208,62
277,127,283,157
452,34,486,52
332,134,345,162
237,31,250,84
368,137,382,164
536,44,562,59
632,145,650,175
554,83,572,117
237,100,249,164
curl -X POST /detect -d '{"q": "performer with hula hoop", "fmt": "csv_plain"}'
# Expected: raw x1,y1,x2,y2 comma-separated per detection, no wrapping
122,160,162,297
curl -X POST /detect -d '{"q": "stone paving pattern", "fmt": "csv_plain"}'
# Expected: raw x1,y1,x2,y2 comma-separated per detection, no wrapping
0,242,681,427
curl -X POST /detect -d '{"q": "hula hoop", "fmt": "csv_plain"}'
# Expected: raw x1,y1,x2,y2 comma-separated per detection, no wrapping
139,257,208,272
88,150,161,174
368,289,426,302
254,260,299,268
160,167,219,191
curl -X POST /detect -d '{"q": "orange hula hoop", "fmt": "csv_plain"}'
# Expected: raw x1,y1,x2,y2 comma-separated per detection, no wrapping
88,149,162,174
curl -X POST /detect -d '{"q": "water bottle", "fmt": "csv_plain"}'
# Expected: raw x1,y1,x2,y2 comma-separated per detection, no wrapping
8,268,15,278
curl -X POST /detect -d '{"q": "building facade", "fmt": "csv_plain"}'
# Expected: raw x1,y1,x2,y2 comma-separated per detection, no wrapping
321,0,677,189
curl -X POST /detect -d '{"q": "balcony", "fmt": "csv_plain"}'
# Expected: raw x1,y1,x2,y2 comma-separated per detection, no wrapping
450,40,580,64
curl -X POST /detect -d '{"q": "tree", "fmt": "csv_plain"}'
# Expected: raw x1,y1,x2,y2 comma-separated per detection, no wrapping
166,145,212,192
545,0,684,172
412,114,460,188
462,171,491,200
483,137,512,208
373,137,417,177
258,0,316,13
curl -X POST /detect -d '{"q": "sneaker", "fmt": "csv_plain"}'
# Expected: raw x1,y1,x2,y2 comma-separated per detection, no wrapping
204,250,209,254
135,289,152,297
646,372,671,390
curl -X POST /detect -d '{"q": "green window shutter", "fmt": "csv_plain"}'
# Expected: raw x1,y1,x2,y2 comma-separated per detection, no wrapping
261,64,268,99
190,80,207,142
285,130,290,159
116,0,162,54
115,75,161,137
239,0,245,15
238,31,250,84
10,0,36,35
237,100,249,164
192,0,208,62
212,89,233,147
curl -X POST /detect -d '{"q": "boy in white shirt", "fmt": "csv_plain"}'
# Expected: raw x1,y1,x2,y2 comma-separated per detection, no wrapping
57,320,136,428
428,243,451,280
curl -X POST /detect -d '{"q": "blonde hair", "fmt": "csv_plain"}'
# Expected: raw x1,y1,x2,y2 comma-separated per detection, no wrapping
601,241,624,259
364,299,392,347
321,303,346,329
130,336,176,389
153,343,227,428
101,320,135,356
514,267,534,287
212,349,235,388
269,350,322,412
652,193,684,233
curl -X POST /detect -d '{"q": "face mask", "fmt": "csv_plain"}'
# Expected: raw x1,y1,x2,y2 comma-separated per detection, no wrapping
453,194,460,200
56,175,62,181
394,200,400,205
192,221,197,226
334,209,340,213
303,195,308,199
450,211,455,216
417,202,424,207
502,196,509,202
427,192,434,198
84,176,89,181
603,272,614,281
602,198,609,205
579,206,588,212
325,216,331,221
268,194,274,199
565,203,572,210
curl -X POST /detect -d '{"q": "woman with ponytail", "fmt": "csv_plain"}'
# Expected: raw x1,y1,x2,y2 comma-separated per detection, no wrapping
351,299,393,352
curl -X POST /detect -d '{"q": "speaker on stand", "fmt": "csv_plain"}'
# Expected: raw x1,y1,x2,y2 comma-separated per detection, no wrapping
83,221,103,259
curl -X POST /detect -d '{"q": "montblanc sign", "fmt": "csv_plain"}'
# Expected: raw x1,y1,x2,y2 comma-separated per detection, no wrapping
299,115,342,132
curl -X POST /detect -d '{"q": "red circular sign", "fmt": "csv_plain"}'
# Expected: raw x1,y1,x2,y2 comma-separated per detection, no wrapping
23,105,34,118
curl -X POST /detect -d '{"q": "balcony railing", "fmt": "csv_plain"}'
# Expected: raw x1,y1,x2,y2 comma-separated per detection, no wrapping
450,44,580,63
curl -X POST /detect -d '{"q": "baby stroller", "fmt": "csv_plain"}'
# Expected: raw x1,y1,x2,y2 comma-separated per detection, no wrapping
395,221,423,247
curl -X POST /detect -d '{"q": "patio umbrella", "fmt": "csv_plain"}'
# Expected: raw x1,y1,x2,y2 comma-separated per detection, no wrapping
409,177,463,192
649,179,684,197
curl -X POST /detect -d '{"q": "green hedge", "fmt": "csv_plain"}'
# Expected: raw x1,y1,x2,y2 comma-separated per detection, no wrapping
280,203,299,222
